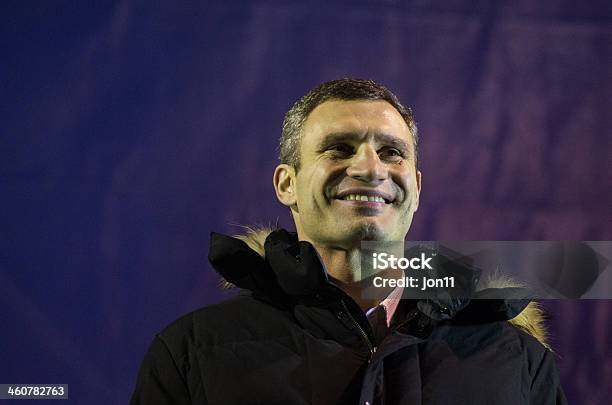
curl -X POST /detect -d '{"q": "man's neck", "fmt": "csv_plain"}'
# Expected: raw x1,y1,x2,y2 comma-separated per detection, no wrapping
313,243,403,311
315,245,363,283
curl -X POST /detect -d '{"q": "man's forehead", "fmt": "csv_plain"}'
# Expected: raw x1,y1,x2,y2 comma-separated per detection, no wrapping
306,99,403,123
302,99,412,144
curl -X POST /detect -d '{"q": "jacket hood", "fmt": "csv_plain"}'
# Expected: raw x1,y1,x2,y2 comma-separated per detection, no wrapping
209,226,549,348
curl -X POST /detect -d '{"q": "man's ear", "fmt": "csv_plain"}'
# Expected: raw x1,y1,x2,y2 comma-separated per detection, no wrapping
273,164,297,207
414,170,422,211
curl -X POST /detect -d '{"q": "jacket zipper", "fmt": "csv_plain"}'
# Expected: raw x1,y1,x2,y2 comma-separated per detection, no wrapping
340,300,375,359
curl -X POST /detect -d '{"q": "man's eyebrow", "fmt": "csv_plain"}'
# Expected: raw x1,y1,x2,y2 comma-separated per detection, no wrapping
315,133,355,151
316,132,412,154
374,133,411,154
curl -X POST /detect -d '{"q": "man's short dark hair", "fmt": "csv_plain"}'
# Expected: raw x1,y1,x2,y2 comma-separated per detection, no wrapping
279,78,418,171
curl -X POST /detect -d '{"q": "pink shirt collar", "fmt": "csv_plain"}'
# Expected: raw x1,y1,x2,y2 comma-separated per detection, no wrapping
365,285,404,327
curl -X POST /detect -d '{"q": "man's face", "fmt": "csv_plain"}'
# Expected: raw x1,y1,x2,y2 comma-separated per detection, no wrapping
280,99,421,248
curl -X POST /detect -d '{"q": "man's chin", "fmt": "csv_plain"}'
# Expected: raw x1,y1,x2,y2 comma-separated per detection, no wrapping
347,222,387,242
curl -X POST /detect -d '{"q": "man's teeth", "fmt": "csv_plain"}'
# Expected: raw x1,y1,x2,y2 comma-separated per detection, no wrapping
341,194,386,203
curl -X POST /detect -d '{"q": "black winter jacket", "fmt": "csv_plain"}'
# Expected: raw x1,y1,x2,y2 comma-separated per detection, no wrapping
131,229,567,405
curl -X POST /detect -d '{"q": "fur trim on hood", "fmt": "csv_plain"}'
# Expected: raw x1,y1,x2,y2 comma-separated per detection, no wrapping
220,226,550,349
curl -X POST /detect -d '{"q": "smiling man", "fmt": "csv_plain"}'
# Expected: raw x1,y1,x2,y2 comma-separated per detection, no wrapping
275,99,420,246
131,79,566,404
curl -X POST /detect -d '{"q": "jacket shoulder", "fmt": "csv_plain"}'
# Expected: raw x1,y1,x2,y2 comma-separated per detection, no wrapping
157,291,294,352
132,293,277,404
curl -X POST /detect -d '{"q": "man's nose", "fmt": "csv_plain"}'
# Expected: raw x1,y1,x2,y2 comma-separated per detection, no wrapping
346,145,388,183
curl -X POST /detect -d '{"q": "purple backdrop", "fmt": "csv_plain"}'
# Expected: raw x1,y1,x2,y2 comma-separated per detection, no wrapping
1,1,611,403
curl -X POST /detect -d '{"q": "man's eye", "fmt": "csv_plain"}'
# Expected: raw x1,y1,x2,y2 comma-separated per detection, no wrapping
328,144,353,156
379,147,403,159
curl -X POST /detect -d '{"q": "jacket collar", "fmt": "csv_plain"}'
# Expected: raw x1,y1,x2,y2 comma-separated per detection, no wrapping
208,229,328,297
208,227,549,348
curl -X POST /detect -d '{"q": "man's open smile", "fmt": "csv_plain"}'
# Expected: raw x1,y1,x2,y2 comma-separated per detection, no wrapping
332,189,397,215
334,188,394,204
